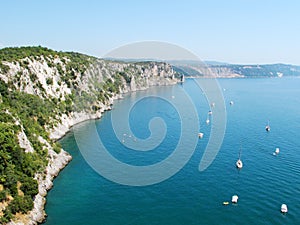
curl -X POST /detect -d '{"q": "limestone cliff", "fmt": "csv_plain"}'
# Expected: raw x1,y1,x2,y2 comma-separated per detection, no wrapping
0,46,179,225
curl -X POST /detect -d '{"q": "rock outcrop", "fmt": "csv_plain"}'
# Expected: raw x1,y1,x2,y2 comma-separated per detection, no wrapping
0,47,179,225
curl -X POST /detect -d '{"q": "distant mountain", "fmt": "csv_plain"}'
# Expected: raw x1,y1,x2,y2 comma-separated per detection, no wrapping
171,61,300,78
101,58,300,78
204,61,229,66
208,63,300,77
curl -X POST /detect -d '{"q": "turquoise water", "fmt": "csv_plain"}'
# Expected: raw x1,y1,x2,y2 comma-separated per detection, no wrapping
44,78,300,225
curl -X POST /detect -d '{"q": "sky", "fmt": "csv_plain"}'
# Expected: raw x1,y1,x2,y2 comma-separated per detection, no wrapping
1,0,300,65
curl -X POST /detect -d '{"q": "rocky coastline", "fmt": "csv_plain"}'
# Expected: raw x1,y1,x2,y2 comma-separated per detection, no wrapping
0,48,178,225
8,84,177,225
38,84,178,224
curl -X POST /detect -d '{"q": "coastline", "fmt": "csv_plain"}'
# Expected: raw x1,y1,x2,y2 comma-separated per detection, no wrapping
6,95,119,225
0,51,178,225
11,82,177,225
31,95,120,225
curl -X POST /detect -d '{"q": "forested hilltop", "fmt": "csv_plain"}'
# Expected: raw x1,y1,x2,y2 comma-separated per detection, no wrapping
0,46,178,224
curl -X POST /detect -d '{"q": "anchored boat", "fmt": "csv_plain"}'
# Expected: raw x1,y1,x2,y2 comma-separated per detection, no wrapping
281,204,288,213
236,146,243,169
231,195,239,203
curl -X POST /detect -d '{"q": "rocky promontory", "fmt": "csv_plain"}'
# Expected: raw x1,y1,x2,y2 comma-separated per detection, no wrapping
0,46,179,224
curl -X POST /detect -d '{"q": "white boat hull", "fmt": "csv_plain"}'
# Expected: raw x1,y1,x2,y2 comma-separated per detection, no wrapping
281,204,288,213
236,159,243,169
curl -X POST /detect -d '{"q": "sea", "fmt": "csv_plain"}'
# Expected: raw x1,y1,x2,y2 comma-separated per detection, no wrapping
44,77,300,225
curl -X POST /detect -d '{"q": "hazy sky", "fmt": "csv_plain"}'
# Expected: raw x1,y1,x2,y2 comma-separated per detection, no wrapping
1,0,300,64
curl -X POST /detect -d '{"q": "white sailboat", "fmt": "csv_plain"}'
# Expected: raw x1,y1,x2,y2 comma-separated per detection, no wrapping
273,147,280,155
281,204,288,213
206,114,210,124
231,195,239,203
236,146,243,169
206,111,211,124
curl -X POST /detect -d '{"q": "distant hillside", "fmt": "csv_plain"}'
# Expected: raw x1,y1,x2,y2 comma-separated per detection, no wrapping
209,63,300,77
204,61,229,66
115,59,300,78
171,61,300,78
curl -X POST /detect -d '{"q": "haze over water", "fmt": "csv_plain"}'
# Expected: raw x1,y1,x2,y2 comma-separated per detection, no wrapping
45,77,300,225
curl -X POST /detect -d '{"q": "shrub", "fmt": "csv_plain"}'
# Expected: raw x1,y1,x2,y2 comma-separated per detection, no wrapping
9,195,34,214
46,77,53,85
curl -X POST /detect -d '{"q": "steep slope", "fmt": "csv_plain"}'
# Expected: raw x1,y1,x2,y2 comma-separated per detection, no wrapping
0,46,178,224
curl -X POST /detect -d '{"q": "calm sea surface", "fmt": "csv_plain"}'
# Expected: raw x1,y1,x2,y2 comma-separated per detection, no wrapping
44,78,300,225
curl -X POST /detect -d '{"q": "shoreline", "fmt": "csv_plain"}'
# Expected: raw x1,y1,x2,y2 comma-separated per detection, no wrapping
7,75,291,225
6,94,120,225
18,81,177,225
36,95,120,224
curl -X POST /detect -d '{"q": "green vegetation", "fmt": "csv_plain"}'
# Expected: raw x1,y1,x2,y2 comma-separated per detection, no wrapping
0,81,52,221
0,46,96,89
117,71,131,83
46,77,53,85
0,46,94,64
0,46,176,223
0,77,68,221
0,47,120,222
9,195,34,214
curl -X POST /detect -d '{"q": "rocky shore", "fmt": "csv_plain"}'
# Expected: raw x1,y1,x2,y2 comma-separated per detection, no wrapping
0,48,178,224
9,86,177,225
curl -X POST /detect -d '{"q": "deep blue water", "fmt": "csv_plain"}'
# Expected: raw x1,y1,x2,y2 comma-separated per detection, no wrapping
44,78,300,225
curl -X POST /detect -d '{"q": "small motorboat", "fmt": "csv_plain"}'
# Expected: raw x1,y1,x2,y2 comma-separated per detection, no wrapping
206,119,210,124
231,195,238,203
230,101,234,105
198,132,204,139
236,146,243,169
281,204,288,213
223,201,229,205
208,110,213,115
236,159,243,169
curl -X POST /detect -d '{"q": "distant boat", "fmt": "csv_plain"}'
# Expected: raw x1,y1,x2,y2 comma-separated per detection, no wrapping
236,159,243,169
236,146,243,169
274,147,280,155
211,102,215,108
198,132,204,139
265,120,271,132
206,111,211,124
223,201,229,205
281,204,288,213
206,118,210,124
230,101,234,105
231,195,239,203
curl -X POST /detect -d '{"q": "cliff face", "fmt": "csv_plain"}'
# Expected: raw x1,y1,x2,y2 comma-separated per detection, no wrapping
1,55,177,140
1,57,176,100
0,47,178,225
